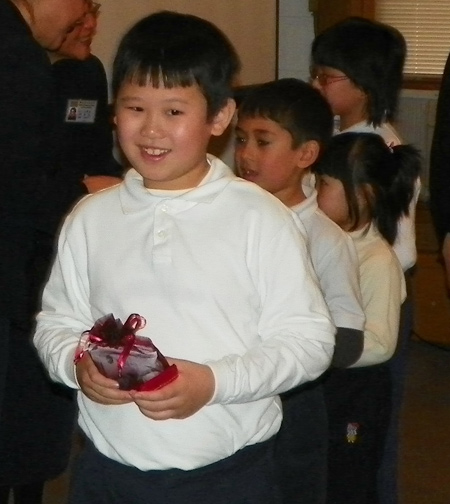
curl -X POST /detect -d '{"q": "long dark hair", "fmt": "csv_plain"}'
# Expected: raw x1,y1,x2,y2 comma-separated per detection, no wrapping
314,132,421,244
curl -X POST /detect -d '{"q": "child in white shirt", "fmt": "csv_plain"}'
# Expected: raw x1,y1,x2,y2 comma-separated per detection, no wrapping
33,12,334,504
235,78,365,504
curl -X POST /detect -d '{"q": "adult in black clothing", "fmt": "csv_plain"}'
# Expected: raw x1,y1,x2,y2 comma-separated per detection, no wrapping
430,50,450,291
0,0,87,503
48,0,123,206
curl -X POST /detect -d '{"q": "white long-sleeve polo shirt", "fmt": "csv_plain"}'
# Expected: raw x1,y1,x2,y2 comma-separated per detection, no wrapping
293,184,365,332
34,155,334,471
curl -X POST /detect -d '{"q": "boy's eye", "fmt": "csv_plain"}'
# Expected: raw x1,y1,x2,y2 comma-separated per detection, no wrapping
257,139,270,146
127,106,143,112
235,136,246,145
167,109,182,116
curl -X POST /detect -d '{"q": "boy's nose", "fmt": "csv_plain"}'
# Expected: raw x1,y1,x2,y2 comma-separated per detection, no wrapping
235,149,253,174
310,78,321,91
237,144,254,162
141,115,163,138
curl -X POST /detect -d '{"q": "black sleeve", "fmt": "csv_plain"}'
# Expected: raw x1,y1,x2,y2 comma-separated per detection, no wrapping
331,327,364,368
0,27,55,217
430,52,450,244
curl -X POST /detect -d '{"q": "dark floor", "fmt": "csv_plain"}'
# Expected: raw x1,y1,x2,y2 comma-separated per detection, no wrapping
398,201,450,504
39,202,450,504
399,340,450,504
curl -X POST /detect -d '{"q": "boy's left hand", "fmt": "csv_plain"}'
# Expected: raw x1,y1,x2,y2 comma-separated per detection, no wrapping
83,175,122,193
130,358,215,420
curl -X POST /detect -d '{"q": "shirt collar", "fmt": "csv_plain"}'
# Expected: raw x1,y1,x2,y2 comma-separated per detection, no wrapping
119,154,236,214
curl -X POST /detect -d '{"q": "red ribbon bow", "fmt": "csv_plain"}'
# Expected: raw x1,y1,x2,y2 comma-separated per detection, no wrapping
76,313,146,377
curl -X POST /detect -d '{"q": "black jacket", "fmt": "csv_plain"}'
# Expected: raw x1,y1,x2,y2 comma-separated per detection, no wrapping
47,55,123,225
0,0,76,485
430,51,450,245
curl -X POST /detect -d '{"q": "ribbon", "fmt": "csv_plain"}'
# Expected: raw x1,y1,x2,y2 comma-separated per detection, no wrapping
75,313,147,377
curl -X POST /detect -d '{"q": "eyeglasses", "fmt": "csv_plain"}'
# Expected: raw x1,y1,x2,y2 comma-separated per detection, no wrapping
310,73,349,87
67,2,101,32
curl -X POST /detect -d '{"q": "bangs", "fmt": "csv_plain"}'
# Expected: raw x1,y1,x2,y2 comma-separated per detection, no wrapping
123,65,198,90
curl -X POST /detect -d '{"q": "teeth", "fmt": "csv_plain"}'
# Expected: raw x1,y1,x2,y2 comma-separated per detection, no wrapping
143,147,169,156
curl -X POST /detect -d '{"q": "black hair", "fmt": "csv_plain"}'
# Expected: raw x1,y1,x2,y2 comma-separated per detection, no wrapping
311,17,406,126
112,10,241,119
314,132,421,244
236,78,334,151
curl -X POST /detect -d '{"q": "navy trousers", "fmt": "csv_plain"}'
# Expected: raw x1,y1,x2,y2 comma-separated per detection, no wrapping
69,436,281,504
324,365,391,504
275,382,328,504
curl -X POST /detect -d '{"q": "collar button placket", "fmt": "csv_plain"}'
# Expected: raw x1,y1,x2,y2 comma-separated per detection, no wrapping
153,200,172,263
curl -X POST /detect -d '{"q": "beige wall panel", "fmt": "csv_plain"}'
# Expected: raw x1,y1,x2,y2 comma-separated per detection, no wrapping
92,0,277,86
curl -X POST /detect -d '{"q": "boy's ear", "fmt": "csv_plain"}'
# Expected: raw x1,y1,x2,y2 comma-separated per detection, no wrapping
210,98,236,137
296,140,320,168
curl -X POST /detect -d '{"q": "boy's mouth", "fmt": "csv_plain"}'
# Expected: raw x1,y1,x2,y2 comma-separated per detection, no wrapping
239,168,257,179
143,147,170,156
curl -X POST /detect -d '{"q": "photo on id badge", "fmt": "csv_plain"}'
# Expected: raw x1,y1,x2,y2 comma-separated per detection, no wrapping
65,99,97,123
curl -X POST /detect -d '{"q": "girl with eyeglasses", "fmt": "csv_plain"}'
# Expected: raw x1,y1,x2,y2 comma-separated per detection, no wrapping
310,18,421,504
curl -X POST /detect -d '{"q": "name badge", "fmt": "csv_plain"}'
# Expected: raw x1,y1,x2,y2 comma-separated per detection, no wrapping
65,99,98,123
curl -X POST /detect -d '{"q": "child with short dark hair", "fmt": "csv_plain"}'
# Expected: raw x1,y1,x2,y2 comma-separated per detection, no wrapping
235,78,365,503
314,131,421,504
33,12,334,504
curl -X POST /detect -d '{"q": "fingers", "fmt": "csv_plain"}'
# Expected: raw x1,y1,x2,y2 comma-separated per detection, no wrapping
76,355,132,405
129,360,214,420
130,389,187,420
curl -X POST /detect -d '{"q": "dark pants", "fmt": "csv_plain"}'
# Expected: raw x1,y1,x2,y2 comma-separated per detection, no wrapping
324,365,391,504
0,317,8,421
275,382,327,504
69,437,281,504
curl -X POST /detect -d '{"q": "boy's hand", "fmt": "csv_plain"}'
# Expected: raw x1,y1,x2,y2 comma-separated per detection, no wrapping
76,353,133,406
130,359,215,420
82,175,122,193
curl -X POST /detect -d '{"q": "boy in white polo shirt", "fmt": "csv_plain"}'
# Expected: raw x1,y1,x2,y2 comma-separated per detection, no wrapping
33,12,334,504
235,78,365,504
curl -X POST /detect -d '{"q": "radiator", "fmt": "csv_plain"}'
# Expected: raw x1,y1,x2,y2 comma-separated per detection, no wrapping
394,89,439,201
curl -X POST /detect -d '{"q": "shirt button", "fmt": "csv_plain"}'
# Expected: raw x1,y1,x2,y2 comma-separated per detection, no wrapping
161,205,168,212
157,230,166,238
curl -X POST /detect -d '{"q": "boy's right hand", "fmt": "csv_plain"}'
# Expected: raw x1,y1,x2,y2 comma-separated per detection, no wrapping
76,354,133,406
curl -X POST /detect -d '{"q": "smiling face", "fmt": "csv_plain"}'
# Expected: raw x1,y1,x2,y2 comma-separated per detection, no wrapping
54,10,97,60
31,0,88,51
234,116,307,206
114,81,233,190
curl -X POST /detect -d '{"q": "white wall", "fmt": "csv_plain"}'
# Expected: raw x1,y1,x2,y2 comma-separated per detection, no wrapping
278,0,315,80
